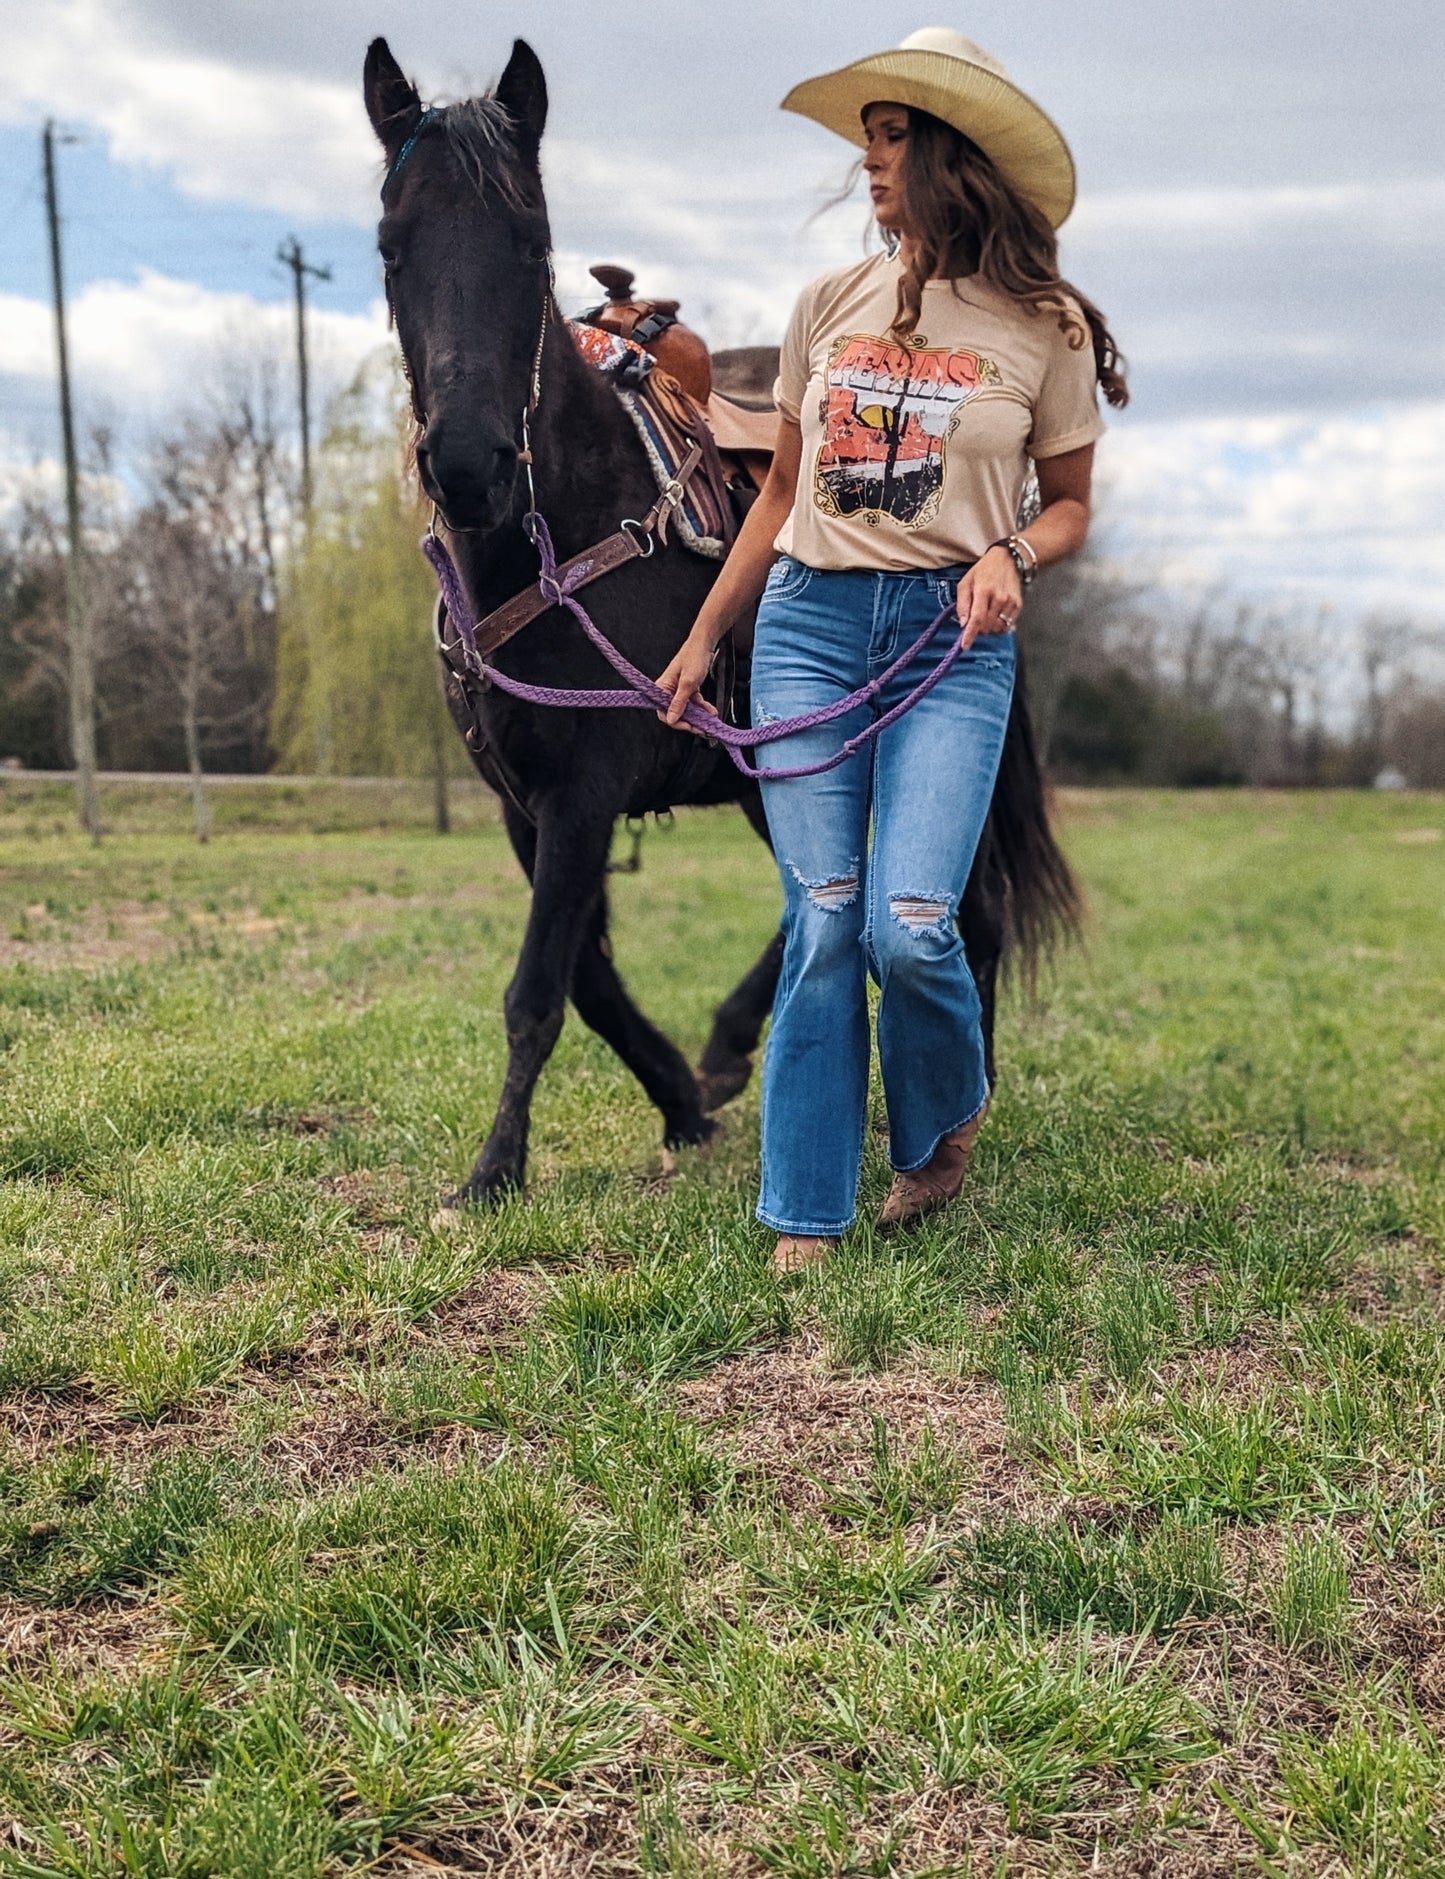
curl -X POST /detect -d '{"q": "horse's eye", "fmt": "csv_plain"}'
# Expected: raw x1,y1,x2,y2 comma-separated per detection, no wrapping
519,226,551,266
380,249,401,278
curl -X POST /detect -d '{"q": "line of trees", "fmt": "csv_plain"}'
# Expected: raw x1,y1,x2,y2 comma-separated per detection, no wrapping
2,341,1443,818
1023,565,1445,788
0,346,467,836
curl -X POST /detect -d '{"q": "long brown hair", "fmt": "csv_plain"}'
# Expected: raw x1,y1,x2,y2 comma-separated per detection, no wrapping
888,106,1128,409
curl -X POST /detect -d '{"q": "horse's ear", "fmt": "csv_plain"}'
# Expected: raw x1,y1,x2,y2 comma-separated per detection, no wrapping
495,39,548,163
364,37,422,154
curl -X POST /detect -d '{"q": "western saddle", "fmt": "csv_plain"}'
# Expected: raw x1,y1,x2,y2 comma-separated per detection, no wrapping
581,264,779,486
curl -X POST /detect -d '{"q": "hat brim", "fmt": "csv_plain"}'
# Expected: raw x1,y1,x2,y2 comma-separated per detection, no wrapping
781,49,1076,228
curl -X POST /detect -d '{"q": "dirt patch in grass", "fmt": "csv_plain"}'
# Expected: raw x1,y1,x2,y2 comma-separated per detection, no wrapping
0,902,175,970
272,1106,373,1139
318,1166,413,1225
879,1788,1205,1879
678,1332,1035,1521
0,902,297,971
1157,1330,1292,1407
240,1309,396,1386
1343,1234,1445,1316
250,1400,507,1493
0,1389,217,1467
406,1804,641,1879
0,1593,181,1678
419,1767,1266,1879
414,1267,548,1354
1101,1780,1291,1879
1313,1147,1399,1188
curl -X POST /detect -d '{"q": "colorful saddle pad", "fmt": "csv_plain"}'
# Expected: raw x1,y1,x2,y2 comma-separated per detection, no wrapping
569,321,732,560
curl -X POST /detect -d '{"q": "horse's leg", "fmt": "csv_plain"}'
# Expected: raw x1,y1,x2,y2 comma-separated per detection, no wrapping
696,930,785,1112
568,894,716,1148
499,796,537,878
456,802,612,1204
494,799,710,1144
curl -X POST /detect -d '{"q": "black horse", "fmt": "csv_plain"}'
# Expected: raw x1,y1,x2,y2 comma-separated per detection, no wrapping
363,36,1077,1206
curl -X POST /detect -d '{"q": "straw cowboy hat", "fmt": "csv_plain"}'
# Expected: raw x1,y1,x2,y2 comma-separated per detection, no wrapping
781,26,1076,227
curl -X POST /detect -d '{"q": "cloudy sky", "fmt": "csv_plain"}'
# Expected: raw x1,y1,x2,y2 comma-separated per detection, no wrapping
2,0,1442,629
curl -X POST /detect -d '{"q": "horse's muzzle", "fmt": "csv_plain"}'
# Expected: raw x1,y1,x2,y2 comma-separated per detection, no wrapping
416,424,518,533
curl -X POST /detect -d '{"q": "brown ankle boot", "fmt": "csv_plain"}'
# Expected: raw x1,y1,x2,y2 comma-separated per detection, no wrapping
772,1235,837,1275
879,1106,987,1231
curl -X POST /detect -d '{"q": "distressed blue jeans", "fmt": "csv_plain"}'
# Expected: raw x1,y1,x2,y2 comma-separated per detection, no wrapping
751,556,1016,1236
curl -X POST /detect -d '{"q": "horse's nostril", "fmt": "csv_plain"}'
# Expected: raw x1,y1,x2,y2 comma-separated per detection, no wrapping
413,425,517,528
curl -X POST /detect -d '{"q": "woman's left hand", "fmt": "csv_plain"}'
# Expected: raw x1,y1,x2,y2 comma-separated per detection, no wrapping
955,546,1022,650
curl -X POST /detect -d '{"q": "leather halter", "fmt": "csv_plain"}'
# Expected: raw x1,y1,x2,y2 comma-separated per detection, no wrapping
423,276,713,659
434,437,705,666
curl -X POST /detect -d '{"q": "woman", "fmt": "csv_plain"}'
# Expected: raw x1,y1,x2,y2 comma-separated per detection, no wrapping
657,29,1127,1272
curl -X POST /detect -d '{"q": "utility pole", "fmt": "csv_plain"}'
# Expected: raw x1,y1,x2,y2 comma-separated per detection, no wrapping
277,237,332,518
43,120,99,841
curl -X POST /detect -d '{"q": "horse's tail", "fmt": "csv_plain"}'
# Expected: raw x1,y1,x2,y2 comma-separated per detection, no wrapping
990,641,1082,976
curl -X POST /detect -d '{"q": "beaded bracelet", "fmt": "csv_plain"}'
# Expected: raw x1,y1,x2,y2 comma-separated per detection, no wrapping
988,533,1039,586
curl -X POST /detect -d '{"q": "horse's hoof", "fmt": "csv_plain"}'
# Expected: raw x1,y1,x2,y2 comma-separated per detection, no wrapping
663,1113,717,1151
435,1174,521,1221
696,1064,752,1113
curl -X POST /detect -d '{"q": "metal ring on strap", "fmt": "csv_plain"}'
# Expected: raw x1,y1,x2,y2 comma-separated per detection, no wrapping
619,517,658,557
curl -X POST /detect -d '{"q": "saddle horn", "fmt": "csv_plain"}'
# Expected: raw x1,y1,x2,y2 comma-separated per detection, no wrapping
589,264,635,303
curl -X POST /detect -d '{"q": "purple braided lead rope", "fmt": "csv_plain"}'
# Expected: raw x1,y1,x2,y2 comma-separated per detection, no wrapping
423,514,964,781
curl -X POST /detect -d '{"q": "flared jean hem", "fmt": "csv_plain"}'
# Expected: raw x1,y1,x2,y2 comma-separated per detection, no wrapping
889,1087,990,1174
754,1207,856,1237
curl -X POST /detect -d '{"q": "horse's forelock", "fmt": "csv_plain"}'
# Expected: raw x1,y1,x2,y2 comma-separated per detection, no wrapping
438,96,528,205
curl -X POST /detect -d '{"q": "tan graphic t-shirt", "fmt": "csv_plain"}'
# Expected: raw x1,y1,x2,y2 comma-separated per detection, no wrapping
773,251,1104,571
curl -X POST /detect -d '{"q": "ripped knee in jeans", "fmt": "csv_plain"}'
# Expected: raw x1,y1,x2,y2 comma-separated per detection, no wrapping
889,893,952,934
789,861,860,914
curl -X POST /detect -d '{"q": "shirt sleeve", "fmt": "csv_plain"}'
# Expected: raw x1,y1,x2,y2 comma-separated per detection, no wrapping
773,282,814,424
1028,307,1105,459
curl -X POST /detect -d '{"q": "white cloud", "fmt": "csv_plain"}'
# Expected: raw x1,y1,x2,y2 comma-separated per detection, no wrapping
1099,401,1445,623
0,0,378,220
1070,175,1445,245
0,272,390,460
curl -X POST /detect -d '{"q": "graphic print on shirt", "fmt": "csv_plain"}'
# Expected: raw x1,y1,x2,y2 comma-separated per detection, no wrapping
815,333,1000,529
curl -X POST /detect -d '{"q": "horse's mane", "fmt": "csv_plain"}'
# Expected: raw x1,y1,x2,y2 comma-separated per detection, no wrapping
437,96,526,206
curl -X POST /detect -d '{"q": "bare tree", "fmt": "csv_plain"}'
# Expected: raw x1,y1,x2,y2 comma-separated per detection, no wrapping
106,415,276,837
1385,681,1445,787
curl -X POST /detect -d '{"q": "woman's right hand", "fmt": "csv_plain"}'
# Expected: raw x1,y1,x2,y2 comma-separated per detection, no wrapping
655,632,720,732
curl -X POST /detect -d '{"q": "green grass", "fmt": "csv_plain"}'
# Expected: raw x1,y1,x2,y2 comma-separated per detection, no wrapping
0,786,1443,1873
